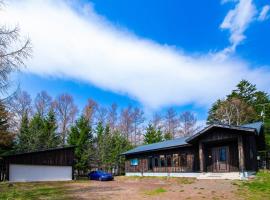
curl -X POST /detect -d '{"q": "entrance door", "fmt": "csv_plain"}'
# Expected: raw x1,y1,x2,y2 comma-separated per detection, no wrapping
212,146,229,172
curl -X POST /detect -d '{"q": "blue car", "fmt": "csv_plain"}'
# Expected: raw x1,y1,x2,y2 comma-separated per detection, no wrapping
88,170,114,181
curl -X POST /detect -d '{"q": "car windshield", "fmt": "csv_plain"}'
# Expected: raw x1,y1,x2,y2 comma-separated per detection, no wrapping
97,170,107,175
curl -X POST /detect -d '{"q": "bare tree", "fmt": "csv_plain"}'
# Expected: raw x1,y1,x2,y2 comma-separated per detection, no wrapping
164,107,179,139
179,111,200,137
119,105,134,141
0,18,31,95
83,98,98,125
7,90,32,132
8,90,32,119
53,93,78,144
152,112,163,130
96,106,107,126
132,107,145,145
34,91,52,117
107,103,118,132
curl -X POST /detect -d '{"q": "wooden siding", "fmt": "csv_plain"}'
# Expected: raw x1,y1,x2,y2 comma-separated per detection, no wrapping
243,135,258,171
4,147,75,166
125,147,199,173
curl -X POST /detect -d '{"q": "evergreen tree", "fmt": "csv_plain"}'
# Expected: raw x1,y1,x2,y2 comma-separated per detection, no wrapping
95,121,105,169
103,124,111,170
43,109,60,148
68,115,93,174
29,113,44,151
164,132,173,140
144,124,163,144
17,112,31,152
0,101,14,156
110,131,132,174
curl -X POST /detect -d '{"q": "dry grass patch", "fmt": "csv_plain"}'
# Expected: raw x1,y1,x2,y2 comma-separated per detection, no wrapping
144,187,167,196
177,177,196,184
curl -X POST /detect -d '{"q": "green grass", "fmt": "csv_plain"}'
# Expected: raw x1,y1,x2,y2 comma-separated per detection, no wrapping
236,170,270,200
144,187,167,196
0,182,72,200
177,177,196,184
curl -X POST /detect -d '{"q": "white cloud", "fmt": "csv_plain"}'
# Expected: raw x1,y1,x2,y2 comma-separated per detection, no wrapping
258,5,270,21
1,0,270,110
220,0,257,54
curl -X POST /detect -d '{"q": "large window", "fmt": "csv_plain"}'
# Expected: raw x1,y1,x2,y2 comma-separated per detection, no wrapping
180,153,187,167
148,157,153,170
173,154,179,167
219,148,226,162
160,155,165,167
130,158,138,166
166,155,172,167
154,157,159,167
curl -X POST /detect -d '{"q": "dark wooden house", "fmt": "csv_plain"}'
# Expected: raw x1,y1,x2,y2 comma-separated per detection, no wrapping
122,122,264,178
1,146,75,182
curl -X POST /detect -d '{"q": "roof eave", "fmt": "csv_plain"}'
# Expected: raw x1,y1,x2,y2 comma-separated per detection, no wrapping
121,143,192,156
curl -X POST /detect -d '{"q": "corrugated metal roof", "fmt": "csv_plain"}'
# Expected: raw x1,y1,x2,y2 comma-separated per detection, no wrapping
122,137,190,155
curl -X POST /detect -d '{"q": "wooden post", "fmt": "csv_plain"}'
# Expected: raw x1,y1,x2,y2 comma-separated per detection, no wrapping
199,142,204,172
238,135,245,171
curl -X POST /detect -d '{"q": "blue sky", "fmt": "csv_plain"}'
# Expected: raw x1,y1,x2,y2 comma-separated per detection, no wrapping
2,0,270,122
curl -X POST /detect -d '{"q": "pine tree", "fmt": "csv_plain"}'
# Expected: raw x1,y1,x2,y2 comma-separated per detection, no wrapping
95,121,104,169
110,131,132,174
17,112,31,152
30,114,45,150
0,101,14,156
68,116,93,174
103,124,111,170
43,109,60,148
144,124,163,144
164,132,173,140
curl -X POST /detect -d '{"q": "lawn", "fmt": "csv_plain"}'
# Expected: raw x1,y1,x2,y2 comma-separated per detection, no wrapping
0,181,72,200
1,173,270,200
236,170,270,200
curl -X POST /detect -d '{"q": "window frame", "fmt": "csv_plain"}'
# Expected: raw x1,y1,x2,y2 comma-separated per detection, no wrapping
130,158,139,166
172,154,179,167
160,155,165,167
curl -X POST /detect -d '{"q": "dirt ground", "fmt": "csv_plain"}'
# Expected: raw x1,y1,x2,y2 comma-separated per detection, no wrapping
66,177,241,200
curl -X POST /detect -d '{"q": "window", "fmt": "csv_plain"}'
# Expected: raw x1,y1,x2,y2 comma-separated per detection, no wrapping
148,157,153,170
219,148,226,161
166,155,172,167
160,155,165,167
173,154,179,167
180,153,187,167
154,157,159,167
130,158,138,166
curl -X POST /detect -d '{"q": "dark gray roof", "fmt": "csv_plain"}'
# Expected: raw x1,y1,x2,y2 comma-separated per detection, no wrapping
122,137,190,155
